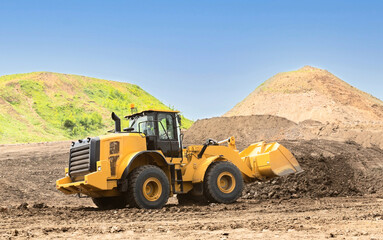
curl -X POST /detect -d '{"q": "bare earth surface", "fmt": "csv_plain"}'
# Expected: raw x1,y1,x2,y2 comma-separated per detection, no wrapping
0,141,382,239
1,197,383,240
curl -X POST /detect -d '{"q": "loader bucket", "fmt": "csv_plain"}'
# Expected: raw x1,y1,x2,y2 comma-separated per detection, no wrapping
240,141,303,179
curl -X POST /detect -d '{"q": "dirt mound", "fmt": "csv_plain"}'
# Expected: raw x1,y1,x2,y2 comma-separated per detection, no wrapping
244,154,360,200
220,66,383,148
307,121,383,149
183,115,314,147
225,66,383,125
184,114,383,149
243,140,383,200
184,117,383,199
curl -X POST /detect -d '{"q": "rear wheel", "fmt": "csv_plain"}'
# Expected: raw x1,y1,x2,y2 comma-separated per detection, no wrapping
127,165,170,209
92,196,127,210
203,162,243,203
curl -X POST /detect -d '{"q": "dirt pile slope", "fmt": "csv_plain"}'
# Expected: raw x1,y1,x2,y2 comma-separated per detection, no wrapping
184,115,383,148
183,118,383,199
183,115,314,146
243,140,383,200
225,66,383,125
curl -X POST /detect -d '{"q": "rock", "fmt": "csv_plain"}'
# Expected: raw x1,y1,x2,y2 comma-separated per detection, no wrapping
33,203,47,209
17,203,28,210
268,191,275,198
110,226,122,233
368,187,376,194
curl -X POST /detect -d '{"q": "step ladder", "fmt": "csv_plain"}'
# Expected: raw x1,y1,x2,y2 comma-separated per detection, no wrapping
169,164,184,194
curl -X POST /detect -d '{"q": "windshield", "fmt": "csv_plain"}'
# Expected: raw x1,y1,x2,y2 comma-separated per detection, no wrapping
129,115,155,136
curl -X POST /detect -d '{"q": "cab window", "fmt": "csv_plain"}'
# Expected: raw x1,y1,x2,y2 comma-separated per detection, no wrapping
158,113,175,140
130,115,155,136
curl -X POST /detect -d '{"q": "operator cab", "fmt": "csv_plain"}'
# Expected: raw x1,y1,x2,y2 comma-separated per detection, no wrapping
125,110,182,158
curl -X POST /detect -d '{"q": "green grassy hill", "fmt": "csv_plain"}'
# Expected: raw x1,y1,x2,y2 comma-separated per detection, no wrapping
0,72,193,144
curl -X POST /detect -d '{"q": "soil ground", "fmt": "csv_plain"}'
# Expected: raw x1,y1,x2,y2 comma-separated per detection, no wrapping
1,197,382,239
0,141,382,239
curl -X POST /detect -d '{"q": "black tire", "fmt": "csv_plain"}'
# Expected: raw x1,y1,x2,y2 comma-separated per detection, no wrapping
203,161,243,204
92,196,127,210
127,165,170,209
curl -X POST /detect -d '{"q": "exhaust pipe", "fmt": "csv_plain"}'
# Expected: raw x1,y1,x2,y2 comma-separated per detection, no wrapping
111,112,121,133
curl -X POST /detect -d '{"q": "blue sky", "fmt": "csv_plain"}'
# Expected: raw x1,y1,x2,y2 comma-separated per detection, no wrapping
0,0,382,120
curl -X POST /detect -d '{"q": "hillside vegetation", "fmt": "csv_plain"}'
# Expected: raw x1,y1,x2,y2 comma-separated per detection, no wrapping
0,72,192,144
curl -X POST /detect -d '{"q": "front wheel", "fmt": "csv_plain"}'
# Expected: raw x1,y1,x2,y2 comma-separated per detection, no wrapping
203,161,243,203
127,165,170,209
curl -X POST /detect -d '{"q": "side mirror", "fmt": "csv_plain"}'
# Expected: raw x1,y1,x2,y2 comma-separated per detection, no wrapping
123,127,134,132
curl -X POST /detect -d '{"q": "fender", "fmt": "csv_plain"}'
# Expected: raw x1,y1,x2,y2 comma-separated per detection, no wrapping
192,155,223,183
190,154,255,183
118,150,168,181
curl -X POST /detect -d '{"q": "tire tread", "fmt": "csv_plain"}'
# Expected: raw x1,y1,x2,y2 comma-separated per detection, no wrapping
203,161,243,204
127,165,169,209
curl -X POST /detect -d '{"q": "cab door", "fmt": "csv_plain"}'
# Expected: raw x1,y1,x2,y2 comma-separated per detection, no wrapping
156,113,181,158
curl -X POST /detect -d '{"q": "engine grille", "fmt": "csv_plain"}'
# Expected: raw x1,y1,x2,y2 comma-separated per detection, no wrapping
69,144,90,177
69,137,100,181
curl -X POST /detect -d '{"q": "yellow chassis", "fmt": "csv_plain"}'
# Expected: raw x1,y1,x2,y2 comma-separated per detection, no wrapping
57,134,302,198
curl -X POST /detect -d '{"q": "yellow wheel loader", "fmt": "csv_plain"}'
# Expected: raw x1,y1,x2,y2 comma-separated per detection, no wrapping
56,110,302,209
